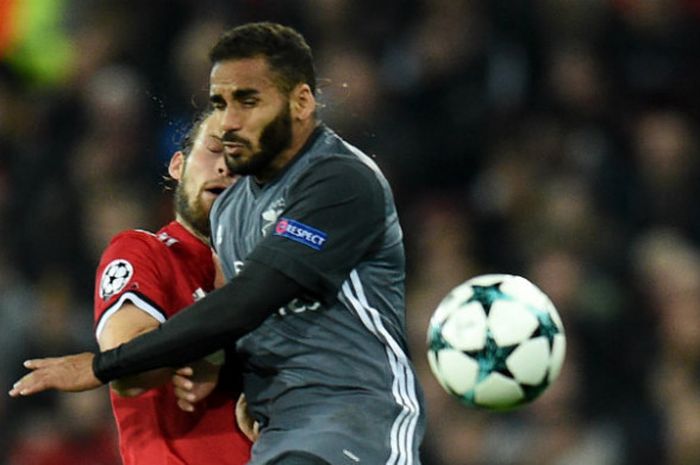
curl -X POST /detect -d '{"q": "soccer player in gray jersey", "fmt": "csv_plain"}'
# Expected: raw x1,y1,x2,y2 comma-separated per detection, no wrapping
10,22,426,465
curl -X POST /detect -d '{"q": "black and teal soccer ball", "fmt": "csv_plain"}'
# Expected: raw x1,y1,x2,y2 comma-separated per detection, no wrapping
427,274,566,410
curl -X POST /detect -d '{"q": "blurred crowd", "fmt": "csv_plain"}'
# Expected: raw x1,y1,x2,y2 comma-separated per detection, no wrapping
1,0,699,464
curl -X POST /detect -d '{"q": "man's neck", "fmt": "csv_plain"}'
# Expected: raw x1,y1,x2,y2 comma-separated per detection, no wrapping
175,216,209,245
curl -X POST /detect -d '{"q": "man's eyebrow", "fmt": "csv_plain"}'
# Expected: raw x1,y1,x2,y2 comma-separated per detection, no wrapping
209,89,260,105
209,94,225,104
232,88,260,100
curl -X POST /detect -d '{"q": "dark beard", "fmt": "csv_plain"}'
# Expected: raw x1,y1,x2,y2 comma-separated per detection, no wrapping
174,182,210,238
223,104,293,177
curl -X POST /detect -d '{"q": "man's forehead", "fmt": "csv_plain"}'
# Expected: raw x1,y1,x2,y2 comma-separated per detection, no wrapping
209,58,276,93
194,115,220,143
197,113,216,130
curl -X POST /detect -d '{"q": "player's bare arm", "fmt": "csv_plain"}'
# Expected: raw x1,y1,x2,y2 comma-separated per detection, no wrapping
102,303,226,402
98,303,174,397
9,352,101,396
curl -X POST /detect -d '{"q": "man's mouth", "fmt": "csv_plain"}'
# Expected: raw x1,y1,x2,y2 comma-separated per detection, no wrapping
224,142,247,157
205,186,226,195
203,180,233,197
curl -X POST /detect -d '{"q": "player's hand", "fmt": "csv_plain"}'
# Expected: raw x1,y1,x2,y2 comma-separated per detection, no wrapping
236,393,260,442
8,352,102,397
172,361,220,412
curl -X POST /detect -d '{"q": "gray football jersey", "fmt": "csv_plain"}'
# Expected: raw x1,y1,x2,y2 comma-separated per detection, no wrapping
211,125,425,465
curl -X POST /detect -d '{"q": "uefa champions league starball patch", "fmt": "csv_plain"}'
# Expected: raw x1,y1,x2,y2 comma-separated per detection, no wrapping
100,259,134,300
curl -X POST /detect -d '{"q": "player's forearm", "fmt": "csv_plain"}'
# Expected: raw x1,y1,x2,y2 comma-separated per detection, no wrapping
93,260,302,383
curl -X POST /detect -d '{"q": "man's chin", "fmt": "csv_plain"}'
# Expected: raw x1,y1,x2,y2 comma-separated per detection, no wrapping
225,160,255,176
225,149,279,176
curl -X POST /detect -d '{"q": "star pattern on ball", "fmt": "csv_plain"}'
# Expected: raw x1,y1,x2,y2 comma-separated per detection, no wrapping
466,332,518,383
531,308,561,349
521,375,551,402
426,274,566,410
467,282,506,315
428,321,449,352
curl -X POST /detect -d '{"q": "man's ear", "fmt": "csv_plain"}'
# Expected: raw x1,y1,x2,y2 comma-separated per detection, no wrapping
290,83,316,121
168,151,186,181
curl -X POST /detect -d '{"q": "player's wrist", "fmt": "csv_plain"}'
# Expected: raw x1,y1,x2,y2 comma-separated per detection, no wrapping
92,348,119,384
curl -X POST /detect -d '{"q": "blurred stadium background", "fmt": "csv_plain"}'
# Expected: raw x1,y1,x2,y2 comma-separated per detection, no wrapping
1,0,699,464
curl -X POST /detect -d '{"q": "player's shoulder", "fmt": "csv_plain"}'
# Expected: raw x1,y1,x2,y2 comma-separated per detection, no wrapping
108,228,161,248
298,148,386,194
310,129,385,179
101,228,174,261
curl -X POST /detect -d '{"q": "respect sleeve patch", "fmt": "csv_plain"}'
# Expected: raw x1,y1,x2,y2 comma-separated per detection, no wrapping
273,217,328,250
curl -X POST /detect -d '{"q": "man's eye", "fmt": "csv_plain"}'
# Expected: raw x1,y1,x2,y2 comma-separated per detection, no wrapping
207,138,224,152
242,99,258,107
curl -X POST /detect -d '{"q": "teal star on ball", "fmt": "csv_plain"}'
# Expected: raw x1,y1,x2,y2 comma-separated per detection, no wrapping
468,282,508,314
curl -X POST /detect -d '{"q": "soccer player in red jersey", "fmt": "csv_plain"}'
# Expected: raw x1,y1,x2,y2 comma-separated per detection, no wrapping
92,112,251,465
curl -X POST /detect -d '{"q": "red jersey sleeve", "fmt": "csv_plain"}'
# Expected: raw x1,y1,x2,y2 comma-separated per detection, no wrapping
94,230,171,339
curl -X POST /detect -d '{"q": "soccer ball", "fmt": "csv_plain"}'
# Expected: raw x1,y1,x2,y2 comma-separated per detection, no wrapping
427,274,566,410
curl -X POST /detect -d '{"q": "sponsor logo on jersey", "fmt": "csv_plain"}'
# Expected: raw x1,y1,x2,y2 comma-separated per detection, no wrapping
99,259,134,300
273,217,327,250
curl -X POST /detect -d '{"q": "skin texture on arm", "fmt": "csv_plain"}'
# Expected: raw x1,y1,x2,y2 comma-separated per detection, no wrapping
8,304,224,399
10,352,100,395
97,303,172,397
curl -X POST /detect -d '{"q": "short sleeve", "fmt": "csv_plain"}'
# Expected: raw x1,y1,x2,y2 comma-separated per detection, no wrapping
248,157,386,300
93,231,170,338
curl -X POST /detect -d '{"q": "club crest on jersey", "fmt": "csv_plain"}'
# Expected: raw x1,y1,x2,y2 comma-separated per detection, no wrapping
99,259,134,300
261,198,286,236
273,218,327,250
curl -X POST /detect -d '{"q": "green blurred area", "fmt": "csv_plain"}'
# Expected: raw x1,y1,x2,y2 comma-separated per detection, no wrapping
3,0,74,88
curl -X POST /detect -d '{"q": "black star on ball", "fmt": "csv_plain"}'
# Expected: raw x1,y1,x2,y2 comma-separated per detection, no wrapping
468,282,507,315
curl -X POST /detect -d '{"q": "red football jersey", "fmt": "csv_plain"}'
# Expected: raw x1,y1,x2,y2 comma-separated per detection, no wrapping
93,221,251,465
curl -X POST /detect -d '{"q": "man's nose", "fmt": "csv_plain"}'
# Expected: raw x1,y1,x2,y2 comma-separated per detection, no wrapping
216,156,233,177
220,107,243,131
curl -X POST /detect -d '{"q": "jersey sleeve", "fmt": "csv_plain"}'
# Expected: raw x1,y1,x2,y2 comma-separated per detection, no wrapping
93,231,171,339
247,157,386,301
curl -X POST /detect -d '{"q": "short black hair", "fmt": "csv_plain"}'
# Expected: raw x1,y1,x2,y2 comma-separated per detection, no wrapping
209,22,316,95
